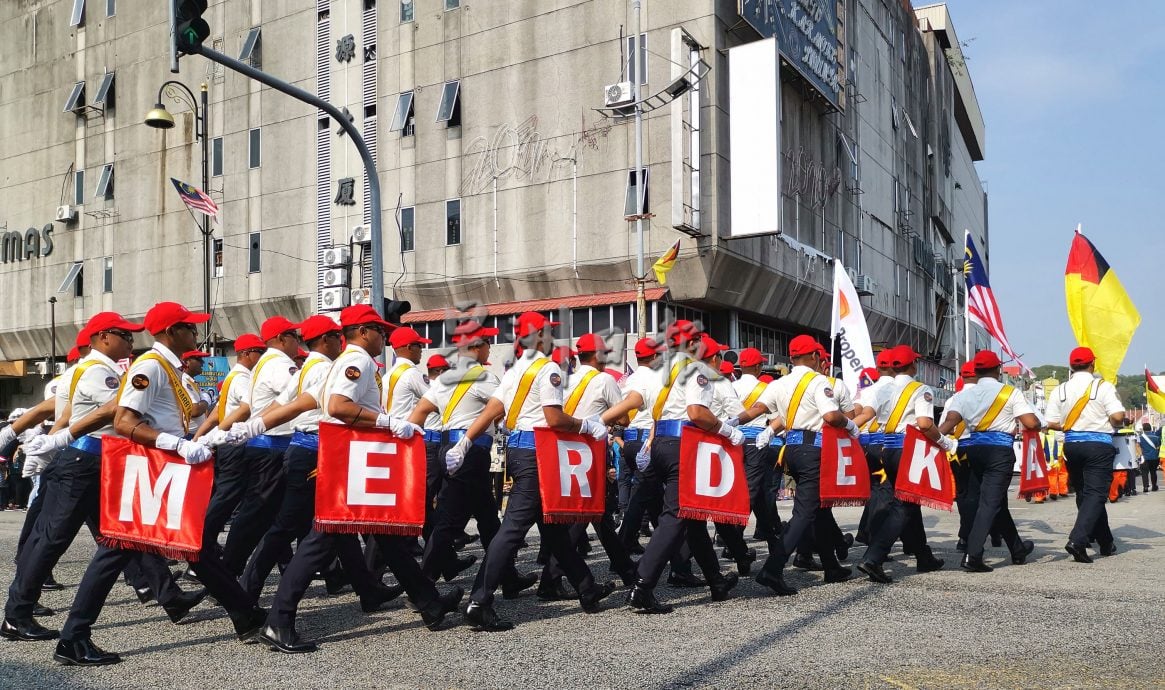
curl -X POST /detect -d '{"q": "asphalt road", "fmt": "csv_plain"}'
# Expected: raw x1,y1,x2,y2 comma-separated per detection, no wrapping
1,483,1163,689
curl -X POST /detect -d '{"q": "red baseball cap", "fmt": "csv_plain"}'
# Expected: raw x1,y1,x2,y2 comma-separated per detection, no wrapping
973,350,1002,370
955,376,965,392
339,304,396,330
75,329,91,346
816,344,832,363
181,350,211,361
515,312,560,339
738,347,764,368
84,312,145,338
234,333,265,352
451,320,500,345
427,354,450,370
389,326,432,349
1069,346,1095,367
634,338,661,359
295,347,309,359
299,315,341,342
875,349,893,368
143,302,211,335
959,361,977,378
758,374,774,383
66,346,81,363
889,346,920,368
260,316,300,343
788,335,820,358
699,334,726,361
719,360,735,376
551,345,576,366
667,319,702,345
576,333,610,354
859,367,880,386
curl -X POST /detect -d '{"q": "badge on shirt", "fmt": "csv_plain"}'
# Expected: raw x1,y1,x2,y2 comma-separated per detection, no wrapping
549,373,562,387
423,375,430,384
105,376,119,389
923,392,933,402
345,366,361,381
131,374,150,390
289,366,298,375
696,374,708,386
824,387,834,398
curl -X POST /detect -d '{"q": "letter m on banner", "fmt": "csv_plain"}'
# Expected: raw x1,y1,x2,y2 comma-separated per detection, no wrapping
315,422,427,535
534,429,607,523
895,425,954,511
99,436,214,561
678,426,750,526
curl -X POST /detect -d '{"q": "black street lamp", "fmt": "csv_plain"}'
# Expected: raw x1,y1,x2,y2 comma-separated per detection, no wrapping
48,296,57,375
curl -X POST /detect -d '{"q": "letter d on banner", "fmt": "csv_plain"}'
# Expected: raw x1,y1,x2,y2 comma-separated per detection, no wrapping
694,442,734,498
678,426,750,526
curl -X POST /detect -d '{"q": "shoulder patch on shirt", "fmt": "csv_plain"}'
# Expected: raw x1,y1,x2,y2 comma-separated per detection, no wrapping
423,375,430,385
131,374,150,390
696,374,708,386
49,384,57,395
549,373,562,387
345,366,361,381
923,391,933,402
289,366,298,375
105,376,119,390
823,387,834,398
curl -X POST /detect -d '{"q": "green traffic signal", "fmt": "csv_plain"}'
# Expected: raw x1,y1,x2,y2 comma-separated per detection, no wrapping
175,0,210,53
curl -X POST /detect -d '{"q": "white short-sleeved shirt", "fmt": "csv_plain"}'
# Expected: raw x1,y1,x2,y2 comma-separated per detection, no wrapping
274,352,332,433
66,351,123,438
422,355,500,432
827,377,855,414
564,364,623,419
621,362,661,431
756,365,839,432
383,359,429,419
50,368,77,419
946,377,1033,433
320,345,383,424
1045,371,1124,433
939,382,976,439
652,353,707,422
883,374,936,433
218,364,253,420
857,376,895,432
492,350,565,432
250,348,298,436
712,374,745,420
182,373,206,434
118,343,191,438
733,373,771,429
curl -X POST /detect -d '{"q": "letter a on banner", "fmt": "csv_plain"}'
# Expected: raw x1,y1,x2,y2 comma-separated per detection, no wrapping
534,429,606,523
819,426,871,507
315,422,427,535
99,436,214,561
678,426,750,525
1017,429,1051,499
894,426,954,510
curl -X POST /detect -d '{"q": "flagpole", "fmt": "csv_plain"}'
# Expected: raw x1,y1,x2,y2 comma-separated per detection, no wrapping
963,229,971,360
830,260,840,366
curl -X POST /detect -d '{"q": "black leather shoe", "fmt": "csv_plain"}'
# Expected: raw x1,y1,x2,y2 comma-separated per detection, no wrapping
323,568,348,595
180,567,202,585
580,581,617,613
41,577,64,592
836,533,854,562
857,561,893,584
453,532,478,550
990,534,1003,548
536,577,575,601
464,601,513,632
755,568,798,595
359,584,405,613
665,572,706,588
229,607,267,641
32,605,54,617
709,573,739,601
628,582,674,614
163,588,208,624
501,571,539,600
1011,540,1035,565
916,555,945,573
419,586,463,631
1065,541,1093,564
960,554,993,573
735,548,757,577
258,624,318,654
443,554,477,582
134,586,154,604
719,547,733,561
406,539,424,558
1098,541,1118,557
53,638,121,666
955,539,967,552
1,617,58,641
628,542,645,555
824,566,853,583
792,553,823,571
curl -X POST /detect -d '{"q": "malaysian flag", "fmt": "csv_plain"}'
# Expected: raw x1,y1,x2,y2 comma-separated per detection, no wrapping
170,178,219,219
964,232,1029,374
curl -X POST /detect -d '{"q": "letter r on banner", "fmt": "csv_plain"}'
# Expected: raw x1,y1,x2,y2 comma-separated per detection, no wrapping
695,442,734,498
119,454,190,529
556,440,593,498
348,440,398,506
835,438,857,486
908,443,942,490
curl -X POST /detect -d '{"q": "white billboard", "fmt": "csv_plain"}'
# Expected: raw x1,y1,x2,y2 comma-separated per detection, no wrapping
728,38,781,238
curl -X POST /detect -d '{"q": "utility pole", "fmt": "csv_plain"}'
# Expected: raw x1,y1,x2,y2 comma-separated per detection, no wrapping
633,0,647,340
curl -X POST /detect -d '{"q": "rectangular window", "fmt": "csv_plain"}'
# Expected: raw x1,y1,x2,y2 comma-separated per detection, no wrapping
240,27,262,66
94,163,114,200
93,72,114,108
389,91,414,133
213,238,224,277
211,137,223,176
435,80,460,126
591,307,611,334
902,107,919,139
248,232,261,273
74,169,85,206
445,199,461,246
102,256,113,293
69,0,85,27
571,308,589,338
891,98,900,130
74,265,84,298
400,207,414,251
445,0,459,9
248,128,261,168
627,33,647,85
401,0,413,21
58,261,84,294
106,0,114,17
624,168,649,216
612,304,632,335
63,81,85,113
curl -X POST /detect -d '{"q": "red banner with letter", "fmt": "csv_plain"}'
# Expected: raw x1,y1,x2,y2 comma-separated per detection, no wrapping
894,425,954,511
98,436,214,562
533,428,607,523
819,426,871,507
315,422,427,536
1017,429,1051,499
677,426,750,526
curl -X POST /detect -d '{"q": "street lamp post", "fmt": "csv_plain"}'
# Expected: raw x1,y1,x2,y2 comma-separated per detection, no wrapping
144,81,212,349
48,297,57,375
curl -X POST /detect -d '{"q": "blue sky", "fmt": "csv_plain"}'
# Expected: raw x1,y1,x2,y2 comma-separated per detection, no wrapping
936,1,1164,372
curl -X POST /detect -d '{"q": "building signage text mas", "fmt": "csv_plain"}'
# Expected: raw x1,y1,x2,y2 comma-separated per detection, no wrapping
1,224,55,265
739,0,842,110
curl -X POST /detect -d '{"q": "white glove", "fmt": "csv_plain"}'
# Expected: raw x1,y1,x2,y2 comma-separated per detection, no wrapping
200,428,229,448
635,441,652,471
755,426,775,449
445,437,472,474
937,435,957,455
579,416,608,441
0,424,17,449
24,429,73,456
844,418,861,440
154,432,182,451
724,416,742,428
227,417,266,445
717,422,744,447
175,438,213,465
376,414,422,439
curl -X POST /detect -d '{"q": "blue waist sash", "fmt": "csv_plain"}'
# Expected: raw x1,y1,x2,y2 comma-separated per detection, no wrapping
967,431,1014,447
860,432,884,447
290,430,319,451
445,430,493,448
1064,431,1115,445
507,431,537,450
247,434,293,451
70,434,104,456
623,428,650,442
881,433,905,449
654,420,688,438
739,426,763,440
785,430,822,447
421,430,442,444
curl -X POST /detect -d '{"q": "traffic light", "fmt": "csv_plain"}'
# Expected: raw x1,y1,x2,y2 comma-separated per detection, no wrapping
174,0,210,54
383,299,411,325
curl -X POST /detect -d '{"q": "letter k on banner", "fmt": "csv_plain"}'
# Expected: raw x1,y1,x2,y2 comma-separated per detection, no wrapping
534,429,606,523
895,425,954,511
678,426,749,526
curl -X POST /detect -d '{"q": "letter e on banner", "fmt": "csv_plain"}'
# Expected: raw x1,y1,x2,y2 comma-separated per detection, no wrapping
894,425,954,510
1017,429,1051,499
534,429,605,523
819,426,870,507
678,426,750,525
348,440,398,506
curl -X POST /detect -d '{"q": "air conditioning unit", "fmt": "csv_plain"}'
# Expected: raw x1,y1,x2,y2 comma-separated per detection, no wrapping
55,205,77,223
322,267,349,287
352,224,371,244
854,275,875,296
846,267,858,284
55,362,67,375
35,361,48,376
322,246,350,267
350,288,372,305
319,286,349,310
604,81,634,108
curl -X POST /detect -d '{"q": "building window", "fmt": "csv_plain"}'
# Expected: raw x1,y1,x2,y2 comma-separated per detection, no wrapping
248,128,261,168
891,98,900,130
436,80,460,127
445,199,461,246
248,232,261,273
93,72,114,109
624,168,649,216
74,265,84,298
102,256,113,293
69,0,85,27
400,207,414,252
627,33,647,85
390,91,414,135
63,81,85,113
73,169,85,206
400,0,413,22
445,0,459,9
94,163,114,200
240,27,262,67
213,238,224,277
106,0,114,17
211,137,223,176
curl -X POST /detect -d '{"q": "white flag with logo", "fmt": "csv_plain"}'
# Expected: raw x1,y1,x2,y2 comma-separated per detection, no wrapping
830,259,875,395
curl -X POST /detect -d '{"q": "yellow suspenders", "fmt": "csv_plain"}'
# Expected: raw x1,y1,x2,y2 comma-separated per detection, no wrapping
884,381,923,434
216,371,241,419
563,370,599,416
742,381,768,409
442,365,486,426
975,385,1015,432
505,358,551,430
652,357,693,421
250,352,282,396
385,361,411,408
1062,381,1099,431
68,360,104,402
784,372,817,429
125,352,195,432
296,358,327,396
